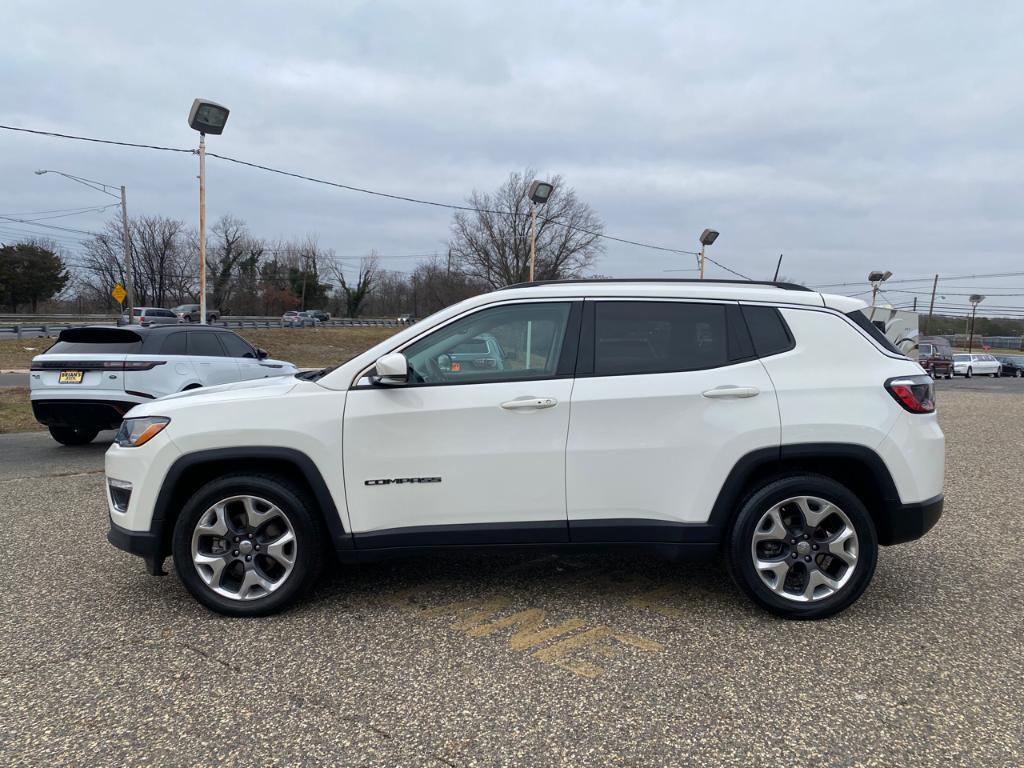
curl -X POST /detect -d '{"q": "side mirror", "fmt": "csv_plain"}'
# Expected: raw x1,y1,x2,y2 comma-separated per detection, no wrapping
256,347,268,360
373,352,408,385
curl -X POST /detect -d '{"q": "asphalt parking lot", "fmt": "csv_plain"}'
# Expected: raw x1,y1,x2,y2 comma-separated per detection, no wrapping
1,390,1022,767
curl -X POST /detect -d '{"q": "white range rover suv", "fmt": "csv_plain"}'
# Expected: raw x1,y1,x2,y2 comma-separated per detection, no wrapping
31,325,297,445
105,280,944,620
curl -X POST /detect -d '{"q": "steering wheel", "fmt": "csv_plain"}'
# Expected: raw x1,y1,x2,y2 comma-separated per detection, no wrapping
422,355,446,384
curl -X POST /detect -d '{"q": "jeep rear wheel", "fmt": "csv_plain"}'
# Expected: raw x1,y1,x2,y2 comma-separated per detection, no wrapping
48,425,99,446
726,475,878,619
172,473,327,616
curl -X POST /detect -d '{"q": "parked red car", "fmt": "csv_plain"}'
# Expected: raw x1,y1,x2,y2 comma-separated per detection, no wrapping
918,336,954,379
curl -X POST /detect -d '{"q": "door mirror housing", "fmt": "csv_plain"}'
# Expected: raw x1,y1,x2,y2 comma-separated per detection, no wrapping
255,347,269,360
373,352,409,385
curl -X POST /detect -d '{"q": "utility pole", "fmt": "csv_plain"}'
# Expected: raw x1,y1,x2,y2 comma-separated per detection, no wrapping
926,274,939,335
119,185,134,323
198,133,208,325
699,243,705,280
912,297,917,312
447,247,452,276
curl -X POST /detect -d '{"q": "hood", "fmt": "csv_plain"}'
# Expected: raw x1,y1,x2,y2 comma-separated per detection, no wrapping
128,375,301,417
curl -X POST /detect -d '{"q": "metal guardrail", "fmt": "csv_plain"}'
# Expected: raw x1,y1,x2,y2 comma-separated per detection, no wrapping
0,317,409,340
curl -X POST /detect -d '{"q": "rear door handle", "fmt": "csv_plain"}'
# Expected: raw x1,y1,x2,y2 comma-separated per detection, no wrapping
702,385,760,399
501,397,558,410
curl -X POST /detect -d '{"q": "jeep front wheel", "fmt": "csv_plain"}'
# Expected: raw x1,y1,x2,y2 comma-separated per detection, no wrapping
726,475,878,620
172,473,327,616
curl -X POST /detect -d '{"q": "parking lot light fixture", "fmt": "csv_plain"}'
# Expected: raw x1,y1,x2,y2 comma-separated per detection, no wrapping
868,270,893,320
188,99,231,325
968,294,985,353
527,180,554,282
698,229,719,280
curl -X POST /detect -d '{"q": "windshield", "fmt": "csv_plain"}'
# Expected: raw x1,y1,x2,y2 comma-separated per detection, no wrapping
953,354,969,361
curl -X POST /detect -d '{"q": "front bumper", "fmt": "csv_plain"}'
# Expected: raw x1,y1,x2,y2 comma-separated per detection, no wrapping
108,518,166,575
876,494,943,545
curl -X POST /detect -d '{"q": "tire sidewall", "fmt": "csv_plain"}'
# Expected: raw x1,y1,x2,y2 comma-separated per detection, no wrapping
727,475,878,620
172,474,323,617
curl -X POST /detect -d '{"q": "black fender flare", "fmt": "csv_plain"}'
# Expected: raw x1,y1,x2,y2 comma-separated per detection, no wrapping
708,443,904,542
151,447,351,555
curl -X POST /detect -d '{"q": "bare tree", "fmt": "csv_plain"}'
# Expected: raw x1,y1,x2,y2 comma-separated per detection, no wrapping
448,169,603,288
80,215,193,308
330,254,380,317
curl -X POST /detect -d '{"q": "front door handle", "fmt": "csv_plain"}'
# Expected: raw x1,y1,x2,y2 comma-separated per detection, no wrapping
501,397,558,410
702,385,760,399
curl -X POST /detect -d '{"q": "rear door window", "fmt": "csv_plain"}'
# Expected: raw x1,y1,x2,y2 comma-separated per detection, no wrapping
219,333,256,358
187,332,227,357
593,302,730,375
161,332,187,355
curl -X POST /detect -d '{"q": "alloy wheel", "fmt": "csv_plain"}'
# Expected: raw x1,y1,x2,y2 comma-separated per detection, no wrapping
190,495,297,601
750,495,859,603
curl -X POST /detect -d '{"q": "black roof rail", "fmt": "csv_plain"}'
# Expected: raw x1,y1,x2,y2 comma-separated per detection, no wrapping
502,278,813,292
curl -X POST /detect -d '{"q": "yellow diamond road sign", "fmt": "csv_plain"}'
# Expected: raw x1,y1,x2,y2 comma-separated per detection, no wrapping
111,283,127,304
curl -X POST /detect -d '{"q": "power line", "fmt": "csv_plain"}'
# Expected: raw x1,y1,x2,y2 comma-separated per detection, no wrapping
0,216,100,236
0,203,119,217
815,270,1024,289
0,124,192,154
1,123,763,276
205,149,715,262
10,203,123,223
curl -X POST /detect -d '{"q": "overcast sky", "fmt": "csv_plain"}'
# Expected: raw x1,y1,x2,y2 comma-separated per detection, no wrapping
2,1,1022,313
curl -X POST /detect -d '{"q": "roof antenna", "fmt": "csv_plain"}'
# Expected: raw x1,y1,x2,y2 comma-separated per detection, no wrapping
772,254,783,282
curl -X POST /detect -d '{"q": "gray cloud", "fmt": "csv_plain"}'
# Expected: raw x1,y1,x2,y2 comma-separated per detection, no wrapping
2,0,1022,310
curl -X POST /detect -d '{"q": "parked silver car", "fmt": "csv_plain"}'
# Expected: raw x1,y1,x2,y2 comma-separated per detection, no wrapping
120,307,181,327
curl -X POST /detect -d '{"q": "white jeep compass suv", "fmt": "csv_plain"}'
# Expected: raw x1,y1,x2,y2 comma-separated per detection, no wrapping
105,280,944,620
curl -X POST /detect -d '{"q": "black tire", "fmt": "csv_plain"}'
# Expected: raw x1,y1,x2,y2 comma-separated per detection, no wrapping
172,473,328,617
48,425,99,446
725,474,878,620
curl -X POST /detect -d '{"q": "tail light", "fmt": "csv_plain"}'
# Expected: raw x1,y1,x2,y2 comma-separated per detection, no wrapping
885,375,935,414
30,360,166,371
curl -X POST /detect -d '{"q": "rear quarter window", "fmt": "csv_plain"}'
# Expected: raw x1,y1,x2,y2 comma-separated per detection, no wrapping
845,310,903,355
740,305,794,357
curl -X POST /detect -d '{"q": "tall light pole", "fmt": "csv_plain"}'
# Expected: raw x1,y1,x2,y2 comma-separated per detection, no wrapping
527,180,554,282
35,169,135,321
968,294,984,353
698,229,719,279
187,99,230,325
867,270,893,321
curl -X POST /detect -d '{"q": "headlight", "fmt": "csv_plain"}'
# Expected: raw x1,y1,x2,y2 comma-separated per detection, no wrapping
115,416,170,447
